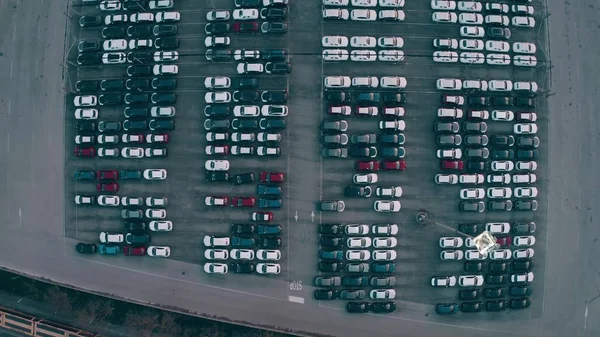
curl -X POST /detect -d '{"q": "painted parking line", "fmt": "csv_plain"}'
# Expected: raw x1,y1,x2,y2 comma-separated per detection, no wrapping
288,296,304,304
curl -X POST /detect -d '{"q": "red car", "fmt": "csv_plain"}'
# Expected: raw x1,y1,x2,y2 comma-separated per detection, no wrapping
355,160,380,172
440,160,464,171
231,197,257,207
96,182,119,193
74,147,95,157
123,246,146,256
233,22,259,33
251,211,273,222
496,236,512,247
96,170,119,180
382,160,406,171
260,172,285,183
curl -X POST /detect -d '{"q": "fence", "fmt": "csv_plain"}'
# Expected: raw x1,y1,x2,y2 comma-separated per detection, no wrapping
0,306,97,337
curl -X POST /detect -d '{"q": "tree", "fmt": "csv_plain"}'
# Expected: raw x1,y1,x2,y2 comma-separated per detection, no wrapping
21,280,45,301
199,323,226,337
75,299,114,326
181,327,198,337
124,309,161,337
43,286,73,315
158,312,181,335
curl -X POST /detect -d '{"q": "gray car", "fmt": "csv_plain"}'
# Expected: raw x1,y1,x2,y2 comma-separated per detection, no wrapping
314,276,342,287
121,209,143,219
320,200,345,212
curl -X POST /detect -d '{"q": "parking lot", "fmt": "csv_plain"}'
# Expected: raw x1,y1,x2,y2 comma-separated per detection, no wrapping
64,0,550,323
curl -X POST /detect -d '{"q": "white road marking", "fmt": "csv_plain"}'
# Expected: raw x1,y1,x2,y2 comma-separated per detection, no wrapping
584,305,588,330
10,61,13,79
18,208,22,227
288,296,304,304
12,24,16,42
6,133,9,154
7,99,10,116
35,62,39,78
32,133,35,151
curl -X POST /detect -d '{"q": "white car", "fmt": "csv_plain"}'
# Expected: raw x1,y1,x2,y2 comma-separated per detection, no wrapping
512,16,535,28
121,197,142,207
514,187,538,198
145,148,167,158
440,250,464,260
379,0,404,7
154,51,178,62
438,108,463,119
204,263,228,274
379,120,406,131
97,148,118,158
147,246,170,257
437,148,462,159
153,64,177,75
105,14,128,25
380,77,407,89
353,173,378,184
356,106,378,116
512,173,537,184
322,36,349,47
129,39,153,50
206,10,230,21
512,42,536,54
485,15,509,26
205,92,231,104
230,249,255,260
347,237,372,248
322,49,349,61
464,238,476,248
488,80,513,92
512,5,534,15
345,224,370,235
205,145,228,155
485,3,508,13
514,81,538,93
485,40,510,52
435,174,459,184
463,79,488,91
486,53,511,65
431,276,456,287
205,36,230,48
351,9,377,21
491,161,514,172
145,209,166,219
382,107,405,117
74,109,98,120
489,249,512,260
100,1,121,11
437,78,462,91
434,38,458,49
459,39,484,51
439,237,464,248
97,195,119,206
514,248,534,259
130,13,155,23
324,0,349,4
102,52,126,64
75,135,94,144
256,263,281,275
350,36,376,48
256,249,281,261
487,173,511,184
459,13,483,24
155,12,180,23
237,63,264,74
514,123,538,134
487,187,512,199
346,250,371,261
204,76,231,89
120,134,141,143
350,50,377,61
431,0,456,10
378,37,404,48
432,12,458,23
149,221,172,232
231,133,255,142
371,224,399,236
378,50,404,62
257,146,280,156
204,249,229,260
378,9,405,21
352,0,377,6
234,49,260,61
99,232,124,243
207,132,228,142
514,55,537,67
516,161,537,171
205,160,229,171
352,76,379,88
121,147,144,158
373,250,397,261
370,289,396,300
491,110,514,121
148,0,173,9
511,272,534,283
460,26,485,37
203,235,230,247
465,250,487,260
460,52,484,64
257,132,281,142
458,275,484,287
230,146,254,156
324,76,351,88
323,8,350,20
233,8,259,20
433,51,459,63
233,105,260,117
103,39,127,51
460,188,484,200
74,95,97,107
150,106,175,117
376,186,403,198
143,169,167,180
373,200,401,212
373,237,398,248
458,1,482,11
485,222,510,234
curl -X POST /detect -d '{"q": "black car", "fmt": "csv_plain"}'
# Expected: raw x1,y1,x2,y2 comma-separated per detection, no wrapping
437,135,462,146
123,0,144,11
231,236,256,248
155,37,179,49
513,222,536,234
125,233,150,246
153,24,178,36
206,171,230,182
320,249,344,260
483,287,506,298
76,80,99,93
380,133,405,145
320,236,343,248
488,200,513,211
314,289,338,300
127,51,152,64
204,105,230,118
490,96,513,106
230,263,255,274
463,121,488,133
346,302,370,313
468,95,490,106
205,49,232,61
464,261,483,272
78,40,100,53
233,91,260,103
350,134,376,145
127,65,152,77
231,173,255,185
434,122,459,133
125,222,147,232
234,77,259,89
515,200,538,211
510,286,533,297
344,185,372,198
261,90,287,103
257,185,282,196
466,160,487,171
516,136,540,148
349,146,377,158
486,300,507,312
458,223,480,235
98,94,122,106
231,224,255,235
491,149,514,160
127,25,152,38
74,170,95,180
77,53,101,65
102,26,126,38
371,262,395,273
265,62,291,74
487,27,511,40
461,302,483,313
490,135,515,147
342,276,369,287
258,198,283,208
326,91,349,103
124,93,149,105
513,260,533,271
206,119,231,131
319,261,344,272
152,78,177,90
125,79,150,91
100,79,124,91
464,135,488,146
510,298,531,309
151,93,176,105
75,243,97,254
485,274,505,285
257,237,281,248
120,170,142,180
339,290,366,300
319,224,342,234
123,107,149,119
515,96,536,107
516,149,538,159
257,224,282,235
488,262,507,274
436,303,459,315
259,118,286,130
465,148,489,159
382,92,406,104
459,289,482,300
371,302,396,313
79,15,102,27
355,92,380,104
261,22,287,34
205,23,230,35
123,120,147,131
260,8,287,20
261,49,286,61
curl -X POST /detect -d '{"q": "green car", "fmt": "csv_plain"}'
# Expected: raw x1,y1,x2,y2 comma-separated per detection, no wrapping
98,245,120,255
74,170,95,180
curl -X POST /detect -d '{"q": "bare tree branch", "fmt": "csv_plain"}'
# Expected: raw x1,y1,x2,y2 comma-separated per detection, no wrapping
43,286,73,315
124,309,161,337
